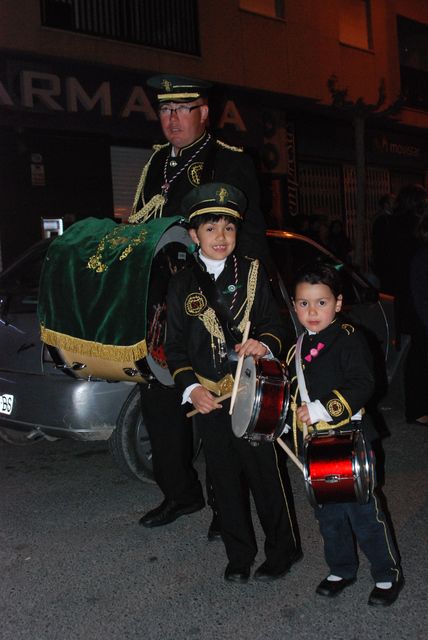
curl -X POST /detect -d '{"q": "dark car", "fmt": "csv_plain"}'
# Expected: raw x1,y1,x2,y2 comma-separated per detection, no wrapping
0,230,406,483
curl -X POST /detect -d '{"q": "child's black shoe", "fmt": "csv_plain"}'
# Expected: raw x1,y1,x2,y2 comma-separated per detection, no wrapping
368,577,404,606
316,576,356,597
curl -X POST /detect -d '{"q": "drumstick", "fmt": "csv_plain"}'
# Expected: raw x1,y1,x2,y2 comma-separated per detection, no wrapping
277,436,304,473
229,320,251,415
186,387,244,418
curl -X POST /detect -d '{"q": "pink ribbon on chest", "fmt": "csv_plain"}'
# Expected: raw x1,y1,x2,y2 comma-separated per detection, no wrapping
304,342,325,362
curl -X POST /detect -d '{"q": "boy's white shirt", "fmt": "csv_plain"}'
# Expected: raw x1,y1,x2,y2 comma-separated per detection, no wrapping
181,251,272,404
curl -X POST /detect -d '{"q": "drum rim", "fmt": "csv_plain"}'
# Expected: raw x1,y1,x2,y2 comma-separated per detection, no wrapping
231,356,256,438
245,358,290,442
351,430,371,504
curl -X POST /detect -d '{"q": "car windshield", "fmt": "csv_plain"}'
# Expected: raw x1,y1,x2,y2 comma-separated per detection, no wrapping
0,242,50,293
267,234,372,307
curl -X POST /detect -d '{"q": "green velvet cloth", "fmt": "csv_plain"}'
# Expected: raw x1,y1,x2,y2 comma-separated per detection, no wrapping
38,216,184,360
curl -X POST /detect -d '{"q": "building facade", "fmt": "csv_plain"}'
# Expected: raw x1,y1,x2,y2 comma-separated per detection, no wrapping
1,0,427,268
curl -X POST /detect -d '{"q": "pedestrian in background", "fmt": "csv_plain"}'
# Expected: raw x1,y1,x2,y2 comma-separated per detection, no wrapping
327,219,352,263
393,184,428,425
371,193,396,293
409,201,428,425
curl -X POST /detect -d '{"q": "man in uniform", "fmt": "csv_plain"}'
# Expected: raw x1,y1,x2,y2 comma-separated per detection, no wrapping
131,75,269,535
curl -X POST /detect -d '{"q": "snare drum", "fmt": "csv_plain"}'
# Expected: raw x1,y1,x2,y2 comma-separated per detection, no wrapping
39,217,191,386
231,356,290,444
303,430,370,507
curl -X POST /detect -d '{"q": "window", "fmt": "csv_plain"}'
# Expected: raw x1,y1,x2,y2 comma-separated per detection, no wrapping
40,0,200,55
397,16,428,110
110,146,152,222
339,0,372,50
239,0,284,20
397,16,428,72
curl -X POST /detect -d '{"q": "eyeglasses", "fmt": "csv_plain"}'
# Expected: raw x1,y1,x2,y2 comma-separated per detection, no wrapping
158,105,201,117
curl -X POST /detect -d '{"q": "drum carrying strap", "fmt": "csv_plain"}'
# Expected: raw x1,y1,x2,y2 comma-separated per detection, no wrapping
295,333,310,403
191,261,240,361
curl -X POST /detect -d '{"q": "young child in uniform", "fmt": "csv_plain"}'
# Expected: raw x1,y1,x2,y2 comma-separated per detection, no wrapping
165,182,301,583
287,260,403,606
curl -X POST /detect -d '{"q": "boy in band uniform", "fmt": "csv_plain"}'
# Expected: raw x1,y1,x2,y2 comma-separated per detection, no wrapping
165,182,301,583
286,261,403,606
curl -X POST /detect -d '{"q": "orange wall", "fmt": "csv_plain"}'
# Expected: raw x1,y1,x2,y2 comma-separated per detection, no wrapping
1,0,427,128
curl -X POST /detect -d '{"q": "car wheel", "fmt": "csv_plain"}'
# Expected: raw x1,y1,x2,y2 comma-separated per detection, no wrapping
0,427,45,445
108,385,203,484
108,385,155,484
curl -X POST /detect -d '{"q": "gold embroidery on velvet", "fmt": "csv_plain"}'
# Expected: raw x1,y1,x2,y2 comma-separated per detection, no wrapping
87,226,148,273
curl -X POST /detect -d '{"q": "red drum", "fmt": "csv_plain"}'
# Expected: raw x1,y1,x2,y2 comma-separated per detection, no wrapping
231,356,290,444
303,430,370,507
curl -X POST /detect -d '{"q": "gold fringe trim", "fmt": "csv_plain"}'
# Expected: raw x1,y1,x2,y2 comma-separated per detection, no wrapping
40,326,148,362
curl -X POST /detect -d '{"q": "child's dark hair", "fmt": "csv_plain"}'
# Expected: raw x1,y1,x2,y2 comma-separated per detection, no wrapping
293,260,343,298
188,212,241,230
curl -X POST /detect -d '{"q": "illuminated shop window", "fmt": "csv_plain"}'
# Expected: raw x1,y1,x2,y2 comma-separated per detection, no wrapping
239,0,285,19
339,0,372,50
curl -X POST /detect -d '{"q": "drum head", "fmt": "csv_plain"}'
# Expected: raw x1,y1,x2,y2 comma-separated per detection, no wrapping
145,225,192,386
231,357,257,438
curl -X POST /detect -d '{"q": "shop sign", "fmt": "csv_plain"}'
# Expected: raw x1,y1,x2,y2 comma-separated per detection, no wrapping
0,68,249,134
372,135,421,158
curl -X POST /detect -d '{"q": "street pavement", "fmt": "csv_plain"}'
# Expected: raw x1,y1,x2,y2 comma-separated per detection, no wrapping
1,394,427,640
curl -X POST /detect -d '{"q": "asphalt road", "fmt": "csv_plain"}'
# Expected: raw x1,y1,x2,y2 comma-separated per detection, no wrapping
1,399,427,640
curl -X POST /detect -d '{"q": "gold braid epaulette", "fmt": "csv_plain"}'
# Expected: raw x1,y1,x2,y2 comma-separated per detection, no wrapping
199,259,259,342
215,139,243,152
129,145,167,224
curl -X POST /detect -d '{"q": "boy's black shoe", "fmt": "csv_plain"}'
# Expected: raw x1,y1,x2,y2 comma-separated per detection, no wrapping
254,550,303,582
139,498,205,527
224,563,251,584
316,576,356,597
207,512,222,541
368,577,404,606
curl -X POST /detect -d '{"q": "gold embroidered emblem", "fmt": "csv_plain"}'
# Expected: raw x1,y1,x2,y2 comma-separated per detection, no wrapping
87,226,148,273
185,293,207,315
326,398,344,417
216,187,228,204
161,79,172,92
188,162,204,186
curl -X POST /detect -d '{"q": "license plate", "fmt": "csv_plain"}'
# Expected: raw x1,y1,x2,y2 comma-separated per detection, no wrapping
0,394,14,415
